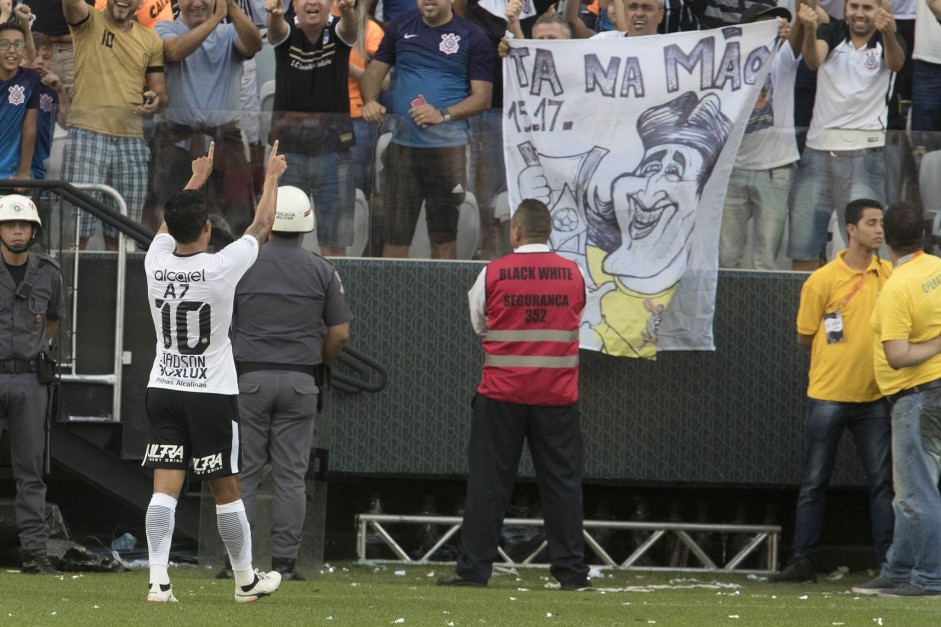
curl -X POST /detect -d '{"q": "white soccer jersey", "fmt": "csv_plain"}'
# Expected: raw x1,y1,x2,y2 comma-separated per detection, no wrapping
145,233,259,394
806,24,897,152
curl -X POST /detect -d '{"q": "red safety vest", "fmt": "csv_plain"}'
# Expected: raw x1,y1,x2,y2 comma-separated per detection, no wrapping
478,252,585,406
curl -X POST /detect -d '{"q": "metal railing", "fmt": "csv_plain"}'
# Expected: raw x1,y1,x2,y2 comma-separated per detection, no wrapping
356,513,780,574
2,178,154,423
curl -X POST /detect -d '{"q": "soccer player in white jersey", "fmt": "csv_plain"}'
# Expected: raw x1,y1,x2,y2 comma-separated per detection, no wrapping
142,141,287,604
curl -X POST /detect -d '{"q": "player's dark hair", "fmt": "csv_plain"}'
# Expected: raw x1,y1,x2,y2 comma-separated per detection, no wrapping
845,198,882,227
164,190,208,244
883,201,924,254
513,198,553,242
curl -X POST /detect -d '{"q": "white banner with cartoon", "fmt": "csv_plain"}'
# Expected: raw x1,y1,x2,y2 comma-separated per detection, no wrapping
503,22,779,358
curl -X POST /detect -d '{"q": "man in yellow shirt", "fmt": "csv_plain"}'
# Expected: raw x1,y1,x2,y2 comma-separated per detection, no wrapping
772,199,893,583
61,0,167,250
854,201,941,599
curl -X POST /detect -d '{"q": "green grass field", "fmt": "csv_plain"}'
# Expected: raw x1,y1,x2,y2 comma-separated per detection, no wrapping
1,562,935,626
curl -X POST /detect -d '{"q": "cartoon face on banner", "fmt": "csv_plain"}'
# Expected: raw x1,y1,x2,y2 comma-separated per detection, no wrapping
591,92,731,294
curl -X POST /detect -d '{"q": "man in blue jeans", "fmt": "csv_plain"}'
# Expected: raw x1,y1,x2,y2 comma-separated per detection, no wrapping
787,0,905,271
773,199,894,582
265,0,358,257
854,201,941,598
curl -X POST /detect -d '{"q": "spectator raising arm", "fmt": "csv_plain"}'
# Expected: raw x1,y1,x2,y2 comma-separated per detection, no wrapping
564,0,596,38
874,0,904,72
162,0,229,61
61,0,90,25
798,2,826,69
265,0,289,44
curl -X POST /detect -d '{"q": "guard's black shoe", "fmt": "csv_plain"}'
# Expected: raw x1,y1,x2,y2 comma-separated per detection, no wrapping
560,578,593,591
272,557,306,581
769,555,817,583
21,551,61,576
436,572,486,588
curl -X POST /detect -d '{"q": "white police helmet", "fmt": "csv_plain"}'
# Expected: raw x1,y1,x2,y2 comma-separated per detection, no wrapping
0,194,42,251
0,194,41,229
273,186,315,233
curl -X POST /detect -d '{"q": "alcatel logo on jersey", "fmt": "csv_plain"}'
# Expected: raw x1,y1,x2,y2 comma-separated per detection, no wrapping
192,453,223,475
146,444,185,461
440,33,461,55
153,269,206,282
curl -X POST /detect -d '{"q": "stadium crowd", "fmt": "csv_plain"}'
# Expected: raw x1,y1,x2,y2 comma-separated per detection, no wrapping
0,0,937,265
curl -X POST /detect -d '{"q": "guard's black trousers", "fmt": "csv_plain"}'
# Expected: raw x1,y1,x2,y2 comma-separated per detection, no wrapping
456,393,589,586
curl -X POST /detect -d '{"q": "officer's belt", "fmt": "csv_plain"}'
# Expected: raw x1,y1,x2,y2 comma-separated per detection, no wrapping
886,377,941,406
236,361,317,378
0,358,38,374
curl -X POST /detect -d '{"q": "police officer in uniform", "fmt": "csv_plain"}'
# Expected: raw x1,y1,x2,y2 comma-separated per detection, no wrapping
438,198,590,590
232,186,350,580
0,194,65,575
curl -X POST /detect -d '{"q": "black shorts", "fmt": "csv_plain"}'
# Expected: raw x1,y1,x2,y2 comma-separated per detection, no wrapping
382,143,467,246
143,388,241,480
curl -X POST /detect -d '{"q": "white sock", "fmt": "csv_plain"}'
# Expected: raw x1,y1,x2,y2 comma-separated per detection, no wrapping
217,499,255,587
146,492,177,586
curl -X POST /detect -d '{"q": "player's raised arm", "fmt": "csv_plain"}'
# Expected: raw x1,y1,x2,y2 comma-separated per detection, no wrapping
244,140,288,245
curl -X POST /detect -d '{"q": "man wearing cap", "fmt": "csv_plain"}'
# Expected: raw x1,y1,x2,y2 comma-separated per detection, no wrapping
853,201,941,598
232,186,350,580
0,194,65,575
772,198,893,583
719,4,807,270
582,91,732,358
787,0,906,271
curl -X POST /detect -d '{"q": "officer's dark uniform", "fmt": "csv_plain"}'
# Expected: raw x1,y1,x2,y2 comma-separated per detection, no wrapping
232,237,350,574
0,251,65,561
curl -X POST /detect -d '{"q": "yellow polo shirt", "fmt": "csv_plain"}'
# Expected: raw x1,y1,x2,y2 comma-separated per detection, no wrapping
797,250,891,402
871,252,941,396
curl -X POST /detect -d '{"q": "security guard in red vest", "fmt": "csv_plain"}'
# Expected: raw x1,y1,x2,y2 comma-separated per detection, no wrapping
438,198,590,590
0,194,65,575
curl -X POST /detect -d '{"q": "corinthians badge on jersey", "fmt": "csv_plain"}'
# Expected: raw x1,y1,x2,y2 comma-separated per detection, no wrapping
439,33,461,55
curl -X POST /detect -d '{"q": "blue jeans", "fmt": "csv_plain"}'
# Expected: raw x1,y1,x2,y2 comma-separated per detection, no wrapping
882,391,941,590
911,60,941,135
787,147,886,261
350,117,377,196
719,165,793,270
792,399,894,564
281,150,355,249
